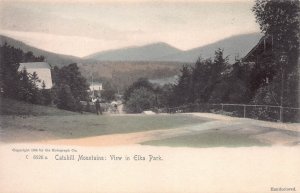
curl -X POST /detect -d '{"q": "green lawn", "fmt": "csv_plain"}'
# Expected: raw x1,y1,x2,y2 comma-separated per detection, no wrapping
0,98,77,116
1,98,211,142
142,131,268,148
1,114,211,141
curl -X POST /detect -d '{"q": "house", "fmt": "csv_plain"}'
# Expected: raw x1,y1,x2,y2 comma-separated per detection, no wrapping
242,35,276,83
89,82,103,92
89,82,103,97
18,62,53,89
242,35,274,64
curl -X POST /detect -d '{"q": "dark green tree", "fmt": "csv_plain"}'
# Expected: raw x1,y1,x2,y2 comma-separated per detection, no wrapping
125,87,156,113
123,78,154,101
0,43,45,102
156,84,174,108
0,43,23,98
172,65,192,106
41,81,53,105
56,84,77,111
18,68,40,103
52,63,89,111
101,81,116,102
101,89,115,102
252,0,300,110
191,58,213,103
252,0,299,56
56,63,89,101
18,68,32,102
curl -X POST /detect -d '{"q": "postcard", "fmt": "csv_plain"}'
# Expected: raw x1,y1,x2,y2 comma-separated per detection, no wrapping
0,0,299,192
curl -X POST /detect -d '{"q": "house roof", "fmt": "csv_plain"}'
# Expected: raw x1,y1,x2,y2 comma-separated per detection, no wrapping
19,62,51,69
242,35,273,62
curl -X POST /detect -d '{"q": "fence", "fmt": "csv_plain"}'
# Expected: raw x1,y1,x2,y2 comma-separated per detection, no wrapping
165,103,300,123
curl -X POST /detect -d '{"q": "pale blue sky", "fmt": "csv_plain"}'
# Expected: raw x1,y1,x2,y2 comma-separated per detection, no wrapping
0,0,260,57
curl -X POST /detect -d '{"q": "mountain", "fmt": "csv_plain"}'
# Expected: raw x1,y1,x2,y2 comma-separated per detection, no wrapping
158,33,263,63
1,32,263,67
84,42,182,61
86,33,263,64
0,35,93,67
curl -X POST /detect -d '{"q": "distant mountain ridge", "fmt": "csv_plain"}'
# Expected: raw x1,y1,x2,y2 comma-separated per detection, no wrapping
85,42,182,61
1,33,263,66
86,33,263,63
0,35,94,67
160,33,263,63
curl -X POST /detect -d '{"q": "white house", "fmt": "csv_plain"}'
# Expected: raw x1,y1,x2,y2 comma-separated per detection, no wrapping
89,82,103,97
18,62,53,89
89,82,103,92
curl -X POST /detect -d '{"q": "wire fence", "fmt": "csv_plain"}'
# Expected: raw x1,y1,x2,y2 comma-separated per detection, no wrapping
162,103,300,123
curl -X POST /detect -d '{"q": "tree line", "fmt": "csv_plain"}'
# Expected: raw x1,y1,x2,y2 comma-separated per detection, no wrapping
123,0,299,122
0,43,51,105
0,43,90,112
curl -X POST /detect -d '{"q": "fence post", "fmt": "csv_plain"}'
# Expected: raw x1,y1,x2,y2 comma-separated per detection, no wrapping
221,104,224,111
243,105,246,118
279,106,283,122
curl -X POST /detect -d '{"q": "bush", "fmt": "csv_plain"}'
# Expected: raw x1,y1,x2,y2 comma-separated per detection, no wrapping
56,84,77,111
125,87,156,113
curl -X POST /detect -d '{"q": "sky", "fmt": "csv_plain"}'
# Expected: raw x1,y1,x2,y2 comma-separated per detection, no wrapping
0,0,260,57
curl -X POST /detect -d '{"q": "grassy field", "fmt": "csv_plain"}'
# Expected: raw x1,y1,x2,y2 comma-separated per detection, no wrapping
1,113,211,142
1,98,210,142
0,98,77,116
142,131,268,148
2,98,297,147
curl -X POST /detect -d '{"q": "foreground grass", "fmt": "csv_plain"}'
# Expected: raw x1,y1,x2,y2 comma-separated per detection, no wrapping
142,131,268,148
0,97,77,116
1,114,211,142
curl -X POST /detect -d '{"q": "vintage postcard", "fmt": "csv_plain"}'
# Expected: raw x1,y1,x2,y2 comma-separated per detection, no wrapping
0,0,299,192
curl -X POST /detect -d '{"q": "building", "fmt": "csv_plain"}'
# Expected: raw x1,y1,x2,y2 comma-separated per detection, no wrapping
242,35,274,64
18,62,53,89
242,35,275,83
89,82,103,97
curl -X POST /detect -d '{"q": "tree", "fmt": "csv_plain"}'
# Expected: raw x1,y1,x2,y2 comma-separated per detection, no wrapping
123,78,154,101
17,68,42,104
101,81,116,102
56,84,77,111
225,61,251,103
0,43,23,99
156,84,174,108
101,89,115,102
123,78,153,102
56,63,89,101
172,65,192,106
252,0,300,111
18,68,34,102
125,87,156,113
192,49,229,103
0,43,45,102
52,63,89,111
191,58,213,103
29,72,42,104
41,81,53,105
252,0,299,55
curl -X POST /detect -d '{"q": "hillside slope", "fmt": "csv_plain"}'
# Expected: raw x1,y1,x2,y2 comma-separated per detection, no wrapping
0,35,93,67
85,42,182,61
158,33,263,63
86,33,263,63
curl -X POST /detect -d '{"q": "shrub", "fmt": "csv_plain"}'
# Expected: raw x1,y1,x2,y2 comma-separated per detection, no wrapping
125,87,156,113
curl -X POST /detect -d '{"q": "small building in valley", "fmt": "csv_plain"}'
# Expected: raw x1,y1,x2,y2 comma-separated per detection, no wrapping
89,82,103,97
18,62,53,89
